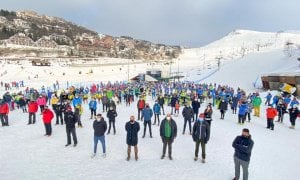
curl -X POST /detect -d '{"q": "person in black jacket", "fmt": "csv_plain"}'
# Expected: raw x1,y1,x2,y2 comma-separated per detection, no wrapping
232,128,254,180
219,99,228,119
192,113,210,163
191,99,200,122
204,105,213,127
19,97,27,113
158,95,165,115
125,115,140,161
160,113,177,160
54,102,64,125
288,105,299,129
64,107,78,147
182,104,194,135
92,114,107,158
170,94,178,115
107,107,118,135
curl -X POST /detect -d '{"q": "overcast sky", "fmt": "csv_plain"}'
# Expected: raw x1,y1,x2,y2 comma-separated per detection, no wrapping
1,0,300,47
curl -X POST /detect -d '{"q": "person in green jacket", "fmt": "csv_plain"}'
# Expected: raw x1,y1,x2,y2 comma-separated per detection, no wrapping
252,93,262,117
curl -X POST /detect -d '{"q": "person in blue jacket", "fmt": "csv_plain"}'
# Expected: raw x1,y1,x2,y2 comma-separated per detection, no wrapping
290,97,299,108
265,93,272,106
72,94,82,107
89,98,97,119
153,101,161,126
141,103,153,138
238,101,248,124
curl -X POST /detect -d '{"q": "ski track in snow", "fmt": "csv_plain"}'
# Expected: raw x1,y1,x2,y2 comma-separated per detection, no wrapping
0,94,300,180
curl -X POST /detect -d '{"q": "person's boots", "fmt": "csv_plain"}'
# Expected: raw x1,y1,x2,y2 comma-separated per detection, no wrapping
289,126,295,129
126,147,131,161
134,148,138,161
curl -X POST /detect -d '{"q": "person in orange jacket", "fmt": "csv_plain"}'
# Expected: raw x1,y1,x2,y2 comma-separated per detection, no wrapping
0,99,10,126
42,106,54,136
175,101,180,117
266,105,277,130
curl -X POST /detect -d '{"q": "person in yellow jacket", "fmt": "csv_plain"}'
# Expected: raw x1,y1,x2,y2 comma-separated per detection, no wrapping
51,95,59,110
74,104,84,127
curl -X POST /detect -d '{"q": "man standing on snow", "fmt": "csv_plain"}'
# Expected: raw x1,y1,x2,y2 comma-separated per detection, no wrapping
266,105,277,130
141,103,153,138
160,113,177,160
125,115,140,161
192,113,210,163
64,107,78,147
92,114,107,158
288,105,299,129
42,106,54,136
137,97,145,120
191,98,200,122
28,99,38,125
182,103,194,135
0,99,9,126
232,128,254,180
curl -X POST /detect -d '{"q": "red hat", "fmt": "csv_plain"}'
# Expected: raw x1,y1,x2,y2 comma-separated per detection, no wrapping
199,113,205,118
66,106,72,111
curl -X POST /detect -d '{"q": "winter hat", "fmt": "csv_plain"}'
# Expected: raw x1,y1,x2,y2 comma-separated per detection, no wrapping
199,113,205,118
66,106,72,111
268,104,273,108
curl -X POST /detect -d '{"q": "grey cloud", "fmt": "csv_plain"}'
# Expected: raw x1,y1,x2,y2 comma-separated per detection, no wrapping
0,0,299,47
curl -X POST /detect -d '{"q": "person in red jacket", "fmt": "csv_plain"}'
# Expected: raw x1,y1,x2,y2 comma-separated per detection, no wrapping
28,100,39,125
42,106,54,136
0,100,9,126
266,105,277,130
137,97,145,120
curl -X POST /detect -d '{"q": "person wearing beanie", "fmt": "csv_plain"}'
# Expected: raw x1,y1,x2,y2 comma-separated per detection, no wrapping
266,104,277,130
232,129,254,180
192,113,210,163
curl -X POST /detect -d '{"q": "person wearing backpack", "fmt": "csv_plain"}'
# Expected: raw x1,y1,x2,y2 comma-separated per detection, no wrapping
64,107,78,147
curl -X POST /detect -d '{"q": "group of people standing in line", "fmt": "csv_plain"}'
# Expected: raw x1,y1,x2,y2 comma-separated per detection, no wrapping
1,81,299,180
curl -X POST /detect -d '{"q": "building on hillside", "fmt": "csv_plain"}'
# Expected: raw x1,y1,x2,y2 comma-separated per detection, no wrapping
146,69,162,79
13,19,30,29
5,33,35,47
36,36,58,48
0,16,7,24
261,73,300,96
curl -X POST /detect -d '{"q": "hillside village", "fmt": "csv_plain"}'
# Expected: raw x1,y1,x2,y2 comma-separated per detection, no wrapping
0,10,181,60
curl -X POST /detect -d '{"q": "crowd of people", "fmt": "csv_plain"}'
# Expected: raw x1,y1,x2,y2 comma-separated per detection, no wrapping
0,81,299,180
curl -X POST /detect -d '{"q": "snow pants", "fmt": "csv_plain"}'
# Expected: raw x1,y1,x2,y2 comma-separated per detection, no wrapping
234,156,249,180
